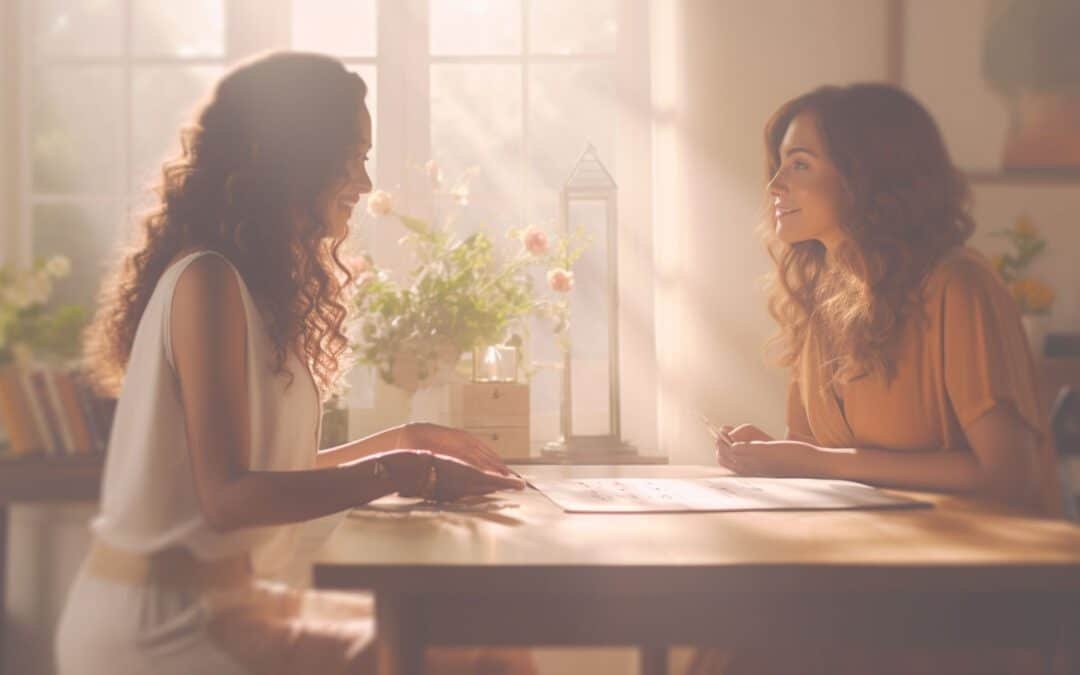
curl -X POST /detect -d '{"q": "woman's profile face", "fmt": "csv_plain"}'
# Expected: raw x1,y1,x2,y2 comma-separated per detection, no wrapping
320,103,373,240
767,111,847,249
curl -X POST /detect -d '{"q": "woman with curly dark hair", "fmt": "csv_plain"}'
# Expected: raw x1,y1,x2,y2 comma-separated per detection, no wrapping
695,83,1064,675
56,52,530,675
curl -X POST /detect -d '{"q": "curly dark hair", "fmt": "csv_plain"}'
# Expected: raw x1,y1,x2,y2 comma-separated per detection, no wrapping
762,84,976,384
84,52,367,399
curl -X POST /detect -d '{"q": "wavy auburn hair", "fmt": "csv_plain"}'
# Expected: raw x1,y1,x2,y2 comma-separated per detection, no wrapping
762,84,975,384
84,52,367,399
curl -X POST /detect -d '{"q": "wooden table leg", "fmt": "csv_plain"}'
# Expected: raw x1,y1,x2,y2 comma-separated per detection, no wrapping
640,645,667,675
376,592,424,675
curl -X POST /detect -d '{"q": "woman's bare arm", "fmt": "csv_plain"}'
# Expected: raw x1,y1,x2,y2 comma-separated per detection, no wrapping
315,426,407,469
819,404,1037,504
171,255,401,531
722,407,1038,507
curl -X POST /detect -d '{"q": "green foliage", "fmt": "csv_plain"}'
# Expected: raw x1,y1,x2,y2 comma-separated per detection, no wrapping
0,256,87,366
353,216,587,387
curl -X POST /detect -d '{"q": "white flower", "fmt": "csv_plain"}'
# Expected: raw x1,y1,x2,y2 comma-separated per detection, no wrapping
44,255,71,278
448,184,469,207
424,159,442,186
366,189,395,217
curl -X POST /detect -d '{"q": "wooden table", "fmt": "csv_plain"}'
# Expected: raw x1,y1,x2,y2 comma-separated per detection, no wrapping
314,465,1080,675
0,457,103,669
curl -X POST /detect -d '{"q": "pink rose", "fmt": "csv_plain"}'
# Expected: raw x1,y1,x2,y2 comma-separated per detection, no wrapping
345,255,374,286
523,227,549,256
547,268,574,293
346,255,370,276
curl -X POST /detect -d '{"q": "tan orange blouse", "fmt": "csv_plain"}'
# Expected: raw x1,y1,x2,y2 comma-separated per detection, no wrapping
787,246,1061,517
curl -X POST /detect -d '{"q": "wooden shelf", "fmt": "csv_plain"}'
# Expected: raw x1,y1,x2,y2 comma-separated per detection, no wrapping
0,454,104,504
967,169,1080,186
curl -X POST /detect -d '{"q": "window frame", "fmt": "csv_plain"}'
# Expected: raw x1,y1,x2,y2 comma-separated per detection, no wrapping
10,0,656,452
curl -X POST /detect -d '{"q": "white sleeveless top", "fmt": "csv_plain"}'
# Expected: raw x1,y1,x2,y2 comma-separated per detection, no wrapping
91,251,323,576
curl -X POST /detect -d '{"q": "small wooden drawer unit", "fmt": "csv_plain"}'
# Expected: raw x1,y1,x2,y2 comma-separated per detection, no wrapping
412,382,530,460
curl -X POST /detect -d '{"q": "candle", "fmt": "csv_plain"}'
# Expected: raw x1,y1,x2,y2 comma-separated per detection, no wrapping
473,345,517,383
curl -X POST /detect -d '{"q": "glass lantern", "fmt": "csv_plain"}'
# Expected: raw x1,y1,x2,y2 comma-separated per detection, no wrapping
543,144,636,458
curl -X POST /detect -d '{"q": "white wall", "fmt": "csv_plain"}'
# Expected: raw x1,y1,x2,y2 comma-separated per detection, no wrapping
652,0,891,464
0,0,19,265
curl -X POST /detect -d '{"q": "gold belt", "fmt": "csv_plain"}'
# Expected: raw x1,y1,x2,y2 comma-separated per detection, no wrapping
86,538,251,591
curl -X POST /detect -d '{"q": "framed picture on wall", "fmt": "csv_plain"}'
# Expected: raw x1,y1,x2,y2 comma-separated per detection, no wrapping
899,0,1080,181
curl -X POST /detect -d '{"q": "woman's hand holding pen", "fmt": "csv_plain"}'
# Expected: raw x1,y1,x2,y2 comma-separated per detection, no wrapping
712,423,830,478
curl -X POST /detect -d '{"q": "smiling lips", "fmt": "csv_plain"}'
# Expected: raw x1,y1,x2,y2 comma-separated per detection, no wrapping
775,207,801,220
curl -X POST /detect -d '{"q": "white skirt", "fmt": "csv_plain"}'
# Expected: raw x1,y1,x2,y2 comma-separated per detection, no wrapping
55,561,377,675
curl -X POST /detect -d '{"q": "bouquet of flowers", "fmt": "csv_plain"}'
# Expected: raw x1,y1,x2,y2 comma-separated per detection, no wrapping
991,215,1055,316
350,163,587,390
0,256,86,366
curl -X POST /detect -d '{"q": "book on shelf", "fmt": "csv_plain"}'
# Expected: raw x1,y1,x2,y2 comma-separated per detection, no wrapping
0,362,114,459
0,365,44,456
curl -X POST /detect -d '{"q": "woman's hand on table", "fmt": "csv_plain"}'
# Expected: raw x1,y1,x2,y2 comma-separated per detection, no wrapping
379,449,526,502
715,424,830,478
399,422,516,477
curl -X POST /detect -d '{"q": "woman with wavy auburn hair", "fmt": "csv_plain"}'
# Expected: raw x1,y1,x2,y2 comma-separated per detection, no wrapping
695,83,1065,675
56,52,531,675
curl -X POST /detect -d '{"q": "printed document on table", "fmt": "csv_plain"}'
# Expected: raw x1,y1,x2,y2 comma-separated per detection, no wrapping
526,477,929,513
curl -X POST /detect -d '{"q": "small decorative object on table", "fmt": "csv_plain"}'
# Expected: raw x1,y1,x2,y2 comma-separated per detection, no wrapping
991,215,1055,356
472,344,518,383
542,144,637,460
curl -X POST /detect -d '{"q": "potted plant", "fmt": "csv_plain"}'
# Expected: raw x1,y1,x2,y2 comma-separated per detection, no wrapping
350,164,586,393
0,256,85,367
991,215,1055,355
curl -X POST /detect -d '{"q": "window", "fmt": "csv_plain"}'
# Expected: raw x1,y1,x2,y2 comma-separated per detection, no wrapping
15,0,652,448
22,0,230,308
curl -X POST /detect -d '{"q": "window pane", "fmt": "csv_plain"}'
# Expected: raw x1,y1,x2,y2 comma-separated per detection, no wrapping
430,0,521,55
130,66,221,198
530,0,616,54
31,201,125,311
34,0,123,59
132,0,225,58
292,0,377,57
527,63,616,224
32,67,124,195
431,64,522,233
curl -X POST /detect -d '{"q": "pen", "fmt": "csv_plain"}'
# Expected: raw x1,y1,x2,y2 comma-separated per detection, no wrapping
699,413,734,447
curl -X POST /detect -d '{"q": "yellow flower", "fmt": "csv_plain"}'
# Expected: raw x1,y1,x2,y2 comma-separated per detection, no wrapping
1011,277,1055,314
991,254,1006,275
1013,215,1038,238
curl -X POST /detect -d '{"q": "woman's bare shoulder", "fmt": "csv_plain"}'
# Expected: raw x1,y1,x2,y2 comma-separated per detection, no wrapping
170,253,247,357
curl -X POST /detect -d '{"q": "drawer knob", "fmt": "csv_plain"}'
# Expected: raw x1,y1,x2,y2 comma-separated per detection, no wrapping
492,389,501,399
492,433,500,441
